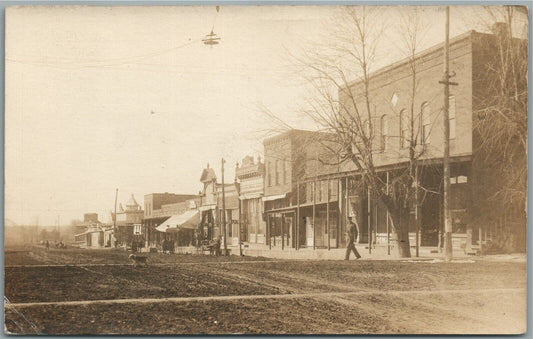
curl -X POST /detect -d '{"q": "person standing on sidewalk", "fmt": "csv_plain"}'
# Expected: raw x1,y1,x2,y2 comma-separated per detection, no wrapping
345,217,362,260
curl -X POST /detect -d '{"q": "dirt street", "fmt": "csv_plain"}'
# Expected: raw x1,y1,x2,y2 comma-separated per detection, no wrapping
4,246,527,335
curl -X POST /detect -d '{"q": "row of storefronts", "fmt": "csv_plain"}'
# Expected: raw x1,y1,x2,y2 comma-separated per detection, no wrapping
135,143,474,255
136,28,525,255
72,149,479,255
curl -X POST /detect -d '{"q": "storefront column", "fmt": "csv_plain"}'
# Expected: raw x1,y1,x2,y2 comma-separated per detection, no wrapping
337,178,341,249
368,187,372,254
239,198,243,256
387,171,390,255
415,165,420,257
327,179,330,251
267,214,271,250
296,181,300,250
345,177,349,243
313,180,316,250
281,214,285,250
255,199,259,244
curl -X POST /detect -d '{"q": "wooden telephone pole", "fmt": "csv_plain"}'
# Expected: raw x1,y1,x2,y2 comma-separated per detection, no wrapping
439,6,458,261
113,188,118,243
221,158,227,255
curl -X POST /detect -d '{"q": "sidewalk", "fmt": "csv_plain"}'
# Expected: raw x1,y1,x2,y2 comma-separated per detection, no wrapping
240,244,526,262
163,243,525,262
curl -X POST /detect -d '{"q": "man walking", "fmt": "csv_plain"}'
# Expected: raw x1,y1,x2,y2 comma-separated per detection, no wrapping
345,217,362,260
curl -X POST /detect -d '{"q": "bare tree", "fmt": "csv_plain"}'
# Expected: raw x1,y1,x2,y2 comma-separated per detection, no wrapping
284,6,431,257
472,6,527,252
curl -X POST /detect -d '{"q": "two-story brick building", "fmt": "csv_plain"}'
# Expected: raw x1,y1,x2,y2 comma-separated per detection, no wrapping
262,130,342,250
256,28,526,257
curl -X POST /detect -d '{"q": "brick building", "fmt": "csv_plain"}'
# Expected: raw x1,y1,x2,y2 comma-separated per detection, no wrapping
329,28,525,253
253,28,526,256
262,130,340,250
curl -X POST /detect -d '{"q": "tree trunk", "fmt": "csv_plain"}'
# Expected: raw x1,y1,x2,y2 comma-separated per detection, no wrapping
391,208,411,258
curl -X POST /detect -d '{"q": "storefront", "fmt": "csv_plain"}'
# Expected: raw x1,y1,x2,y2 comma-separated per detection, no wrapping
155,209,200,251
241,196,266,244
199,205,217,242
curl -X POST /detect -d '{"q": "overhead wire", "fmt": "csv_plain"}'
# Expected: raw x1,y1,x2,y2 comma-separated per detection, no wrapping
211,6,219,33
6,38,202,70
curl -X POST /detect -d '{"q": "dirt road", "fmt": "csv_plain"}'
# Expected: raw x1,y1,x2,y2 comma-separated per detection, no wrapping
4,246,527,334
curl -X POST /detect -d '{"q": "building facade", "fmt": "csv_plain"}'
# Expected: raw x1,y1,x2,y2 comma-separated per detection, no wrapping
328,28,525,253
112,194,144,246
235,155,266,245
254,28,526,256
198,164,240,248
262,130,339,249
142,193,199,249
73,213,106,248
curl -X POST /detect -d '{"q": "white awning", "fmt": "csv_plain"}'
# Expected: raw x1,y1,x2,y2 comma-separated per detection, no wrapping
198,204,217,211
239,192,263,200
155,210,200,233
74,229,102,237
262,193,287,202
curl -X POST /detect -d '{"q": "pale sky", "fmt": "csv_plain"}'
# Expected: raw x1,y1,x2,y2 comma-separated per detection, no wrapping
5,5,525,226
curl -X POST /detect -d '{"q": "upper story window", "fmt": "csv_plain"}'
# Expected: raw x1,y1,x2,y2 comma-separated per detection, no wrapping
421,103,431,144
380,115,388,152
317,181,323,202
282,158,287,184
267,162,272,187
449,96,456,139
400,109,409,149
363,119,371,139
275,160,280,185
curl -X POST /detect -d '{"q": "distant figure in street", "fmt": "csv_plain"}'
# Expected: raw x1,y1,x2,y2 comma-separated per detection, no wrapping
131,239,138,253
345,217,362,260
45,240,50,251
212,236,222,256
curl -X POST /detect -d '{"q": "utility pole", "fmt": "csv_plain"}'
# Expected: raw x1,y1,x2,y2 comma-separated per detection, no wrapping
438,6,457,261
368,188,371,254
113,188,118,242
221,158,227,255
236,162,243,257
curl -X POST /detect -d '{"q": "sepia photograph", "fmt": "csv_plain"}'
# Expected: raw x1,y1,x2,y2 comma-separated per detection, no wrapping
4,4,528,335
